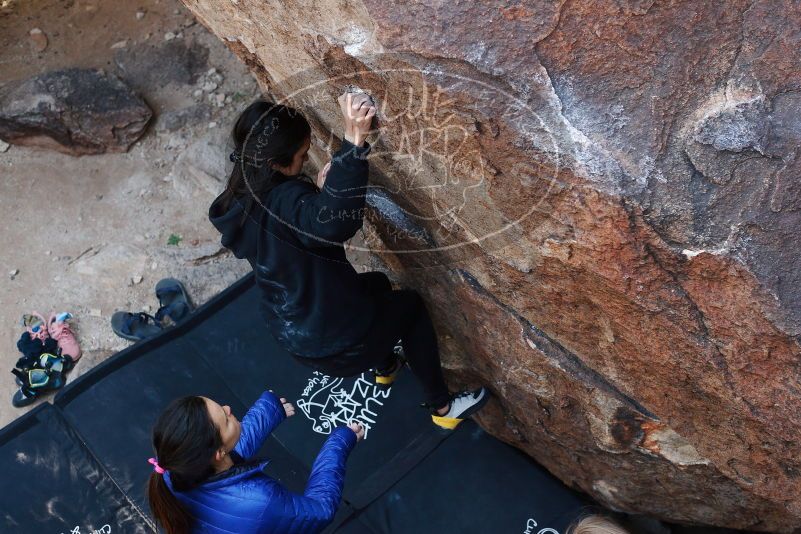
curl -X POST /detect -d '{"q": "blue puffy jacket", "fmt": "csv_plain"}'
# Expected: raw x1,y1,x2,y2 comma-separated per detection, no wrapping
163,391,357,534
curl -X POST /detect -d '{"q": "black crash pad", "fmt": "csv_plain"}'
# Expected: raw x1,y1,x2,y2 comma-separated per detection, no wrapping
0,273,590,533
0,403,152,533
335,420,585,533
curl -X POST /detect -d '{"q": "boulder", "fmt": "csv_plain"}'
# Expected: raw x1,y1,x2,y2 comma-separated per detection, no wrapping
0,68,152,155
179,1,801,530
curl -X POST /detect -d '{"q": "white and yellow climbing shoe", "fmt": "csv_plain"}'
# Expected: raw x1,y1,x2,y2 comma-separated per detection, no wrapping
431,388,489,430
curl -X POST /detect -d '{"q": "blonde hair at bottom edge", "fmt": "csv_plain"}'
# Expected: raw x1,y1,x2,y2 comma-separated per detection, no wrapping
567,515,630,534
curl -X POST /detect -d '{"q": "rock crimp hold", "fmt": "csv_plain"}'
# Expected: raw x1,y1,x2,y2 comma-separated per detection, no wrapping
0,68,152,155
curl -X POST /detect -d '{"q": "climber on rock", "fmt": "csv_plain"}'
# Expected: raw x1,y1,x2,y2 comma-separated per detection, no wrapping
209,91,488,429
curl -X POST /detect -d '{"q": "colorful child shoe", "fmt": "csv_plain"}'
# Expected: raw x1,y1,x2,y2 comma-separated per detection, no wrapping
48,312,82,362
430,387,490,430
21,312,49,342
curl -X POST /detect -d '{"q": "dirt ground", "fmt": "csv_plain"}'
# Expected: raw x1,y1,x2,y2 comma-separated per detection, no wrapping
0,0,375,427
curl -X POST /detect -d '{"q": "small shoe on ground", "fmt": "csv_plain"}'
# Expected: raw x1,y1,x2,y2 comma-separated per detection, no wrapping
11,364,66,408
12,387,37,408
48,312,82,362
373,355,406,389
154,278,194,325
431,387,489,430
14,352,72,387
21,312,50,342
38,352,71,374
111,311,163,342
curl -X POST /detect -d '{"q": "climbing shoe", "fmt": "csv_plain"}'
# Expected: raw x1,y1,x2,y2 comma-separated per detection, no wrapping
374,357,405,389
39,352,72,374
12,387,37,408
11,362,66,408
431,387,489,430
14,352,72,387
373,341,405,388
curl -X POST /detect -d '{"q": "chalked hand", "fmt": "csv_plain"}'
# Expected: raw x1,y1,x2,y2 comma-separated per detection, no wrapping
348,421,365,442
280,397,295,418
339,91,376,147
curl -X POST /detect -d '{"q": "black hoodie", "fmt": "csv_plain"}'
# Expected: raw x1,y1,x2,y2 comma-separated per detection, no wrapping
209,138,375,358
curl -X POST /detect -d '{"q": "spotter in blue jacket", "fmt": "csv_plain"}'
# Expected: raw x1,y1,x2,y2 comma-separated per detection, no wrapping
163,391,357,534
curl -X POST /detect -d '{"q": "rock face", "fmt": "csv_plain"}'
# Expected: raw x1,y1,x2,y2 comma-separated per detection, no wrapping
179,1,801,530
0,68,152,155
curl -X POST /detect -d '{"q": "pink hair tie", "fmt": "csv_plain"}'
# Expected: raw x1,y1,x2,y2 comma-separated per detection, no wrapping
148,457,166,474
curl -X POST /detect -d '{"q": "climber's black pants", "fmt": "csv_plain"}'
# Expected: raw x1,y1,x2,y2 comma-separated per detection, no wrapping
291,272,451,409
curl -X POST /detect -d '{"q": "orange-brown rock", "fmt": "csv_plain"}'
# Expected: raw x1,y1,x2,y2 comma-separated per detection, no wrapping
179,1,801,530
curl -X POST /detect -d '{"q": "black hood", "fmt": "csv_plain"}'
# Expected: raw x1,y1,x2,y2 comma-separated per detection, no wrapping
208,170,298,262
208,193,257,262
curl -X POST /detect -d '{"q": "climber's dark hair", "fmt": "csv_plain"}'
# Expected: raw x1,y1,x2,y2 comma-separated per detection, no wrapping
146,396,222,534
218,99,312,221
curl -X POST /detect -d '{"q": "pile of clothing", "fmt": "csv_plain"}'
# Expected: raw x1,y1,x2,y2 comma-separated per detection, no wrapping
11,312,81,407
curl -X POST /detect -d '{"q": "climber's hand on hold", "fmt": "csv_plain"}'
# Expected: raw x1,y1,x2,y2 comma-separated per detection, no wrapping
338,91,376,148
